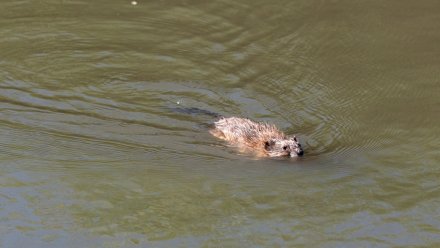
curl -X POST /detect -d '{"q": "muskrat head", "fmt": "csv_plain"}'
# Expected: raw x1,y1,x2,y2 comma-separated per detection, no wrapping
264,136,304,157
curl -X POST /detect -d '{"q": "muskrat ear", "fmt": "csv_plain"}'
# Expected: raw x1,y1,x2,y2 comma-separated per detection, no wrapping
264,140,275,150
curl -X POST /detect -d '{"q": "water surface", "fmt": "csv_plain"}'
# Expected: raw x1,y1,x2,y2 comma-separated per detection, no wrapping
1,0,439,247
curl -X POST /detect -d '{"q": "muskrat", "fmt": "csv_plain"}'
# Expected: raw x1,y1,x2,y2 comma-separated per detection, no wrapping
210,116,304,158
170,107,304,158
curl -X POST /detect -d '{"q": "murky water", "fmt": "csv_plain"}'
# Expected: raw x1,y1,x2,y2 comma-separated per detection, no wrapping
1,0,439,247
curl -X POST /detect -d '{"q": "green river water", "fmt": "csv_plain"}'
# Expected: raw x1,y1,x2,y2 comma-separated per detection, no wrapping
1,0,439,247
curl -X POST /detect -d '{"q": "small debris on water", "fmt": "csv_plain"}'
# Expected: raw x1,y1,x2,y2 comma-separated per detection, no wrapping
131,1,138,5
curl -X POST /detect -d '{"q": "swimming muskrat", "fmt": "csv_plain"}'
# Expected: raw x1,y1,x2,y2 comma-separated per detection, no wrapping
170,107,304,158
210,116,304,158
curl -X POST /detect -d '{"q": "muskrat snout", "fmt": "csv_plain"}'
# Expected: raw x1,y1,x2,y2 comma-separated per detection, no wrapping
291,148,304,157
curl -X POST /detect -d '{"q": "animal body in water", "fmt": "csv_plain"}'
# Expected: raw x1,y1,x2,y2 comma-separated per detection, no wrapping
210,117,304,158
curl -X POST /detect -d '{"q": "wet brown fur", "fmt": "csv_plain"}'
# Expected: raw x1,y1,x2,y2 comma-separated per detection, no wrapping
210,117,303,158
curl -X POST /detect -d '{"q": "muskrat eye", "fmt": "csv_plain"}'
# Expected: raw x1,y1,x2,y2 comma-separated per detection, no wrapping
283,146,288,150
